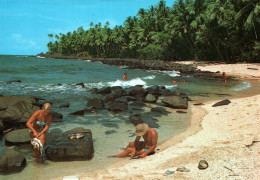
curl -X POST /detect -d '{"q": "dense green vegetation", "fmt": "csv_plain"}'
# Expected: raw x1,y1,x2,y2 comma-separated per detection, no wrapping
46,0,260,62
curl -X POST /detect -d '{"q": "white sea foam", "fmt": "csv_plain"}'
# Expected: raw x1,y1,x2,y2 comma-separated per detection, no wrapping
119,65,128,69
162,70,180,77
165,85,178,89
36,56,45,59
86,60,91,62
143,75,155,80
108,78,147,88
232,81,251,91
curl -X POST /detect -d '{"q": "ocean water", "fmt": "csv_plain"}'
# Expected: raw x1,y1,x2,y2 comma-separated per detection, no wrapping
0,55,250,179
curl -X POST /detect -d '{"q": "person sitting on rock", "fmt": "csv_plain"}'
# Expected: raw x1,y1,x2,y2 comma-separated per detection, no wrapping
26,103,52,163
123,72,128,81
110,123,158,158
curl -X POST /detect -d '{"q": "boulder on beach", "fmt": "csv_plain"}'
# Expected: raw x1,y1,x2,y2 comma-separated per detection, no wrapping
69,110,85,116
0,148,26,174
45,128,94,162
5,129,31,146
144,94,157,103
161,95,188,109
0,96,39,125
103,89,124,103
51,111,63,122
87,98,104,109
212,99,231,107
108,101,128,112
95,87,111,94
198,160,209,170
127,86,148,98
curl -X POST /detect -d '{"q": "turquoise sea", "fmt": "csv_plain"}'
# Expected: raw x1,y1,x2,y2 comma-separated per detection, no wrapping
0,55,251,179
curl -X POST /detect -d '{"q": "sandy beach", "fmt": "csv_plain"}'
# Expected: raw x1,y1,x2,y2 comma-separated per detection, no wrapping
60,63,260,180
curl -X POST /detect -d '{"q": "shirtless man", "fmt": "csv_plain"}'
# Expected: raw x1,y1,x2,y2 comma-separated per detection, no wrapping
111,123,158,158
26,103,52,162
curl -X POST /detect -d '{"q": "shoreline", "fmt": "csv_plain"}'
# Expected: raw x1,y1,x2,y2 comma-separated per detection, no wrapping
58,63,260,180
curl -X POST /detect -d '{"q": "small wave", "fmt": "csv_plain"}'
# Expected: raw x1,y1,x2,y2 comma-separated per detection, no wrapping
108,78,147,88
143,75,155,80
232,81,251,91
165,85,177,89
119,65,128,69
162,70,180,77
86,60,91,62
36,56,45,59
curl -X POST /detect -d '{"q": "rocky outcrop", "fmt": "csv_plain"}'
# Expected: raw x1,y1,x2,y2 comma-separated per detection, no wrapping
87,98,104,109
45,128,94,162
0,148,26,174
0,96,39,125
108,101,128,112
161,95,188,109
144,94,157,103
5,129,30,146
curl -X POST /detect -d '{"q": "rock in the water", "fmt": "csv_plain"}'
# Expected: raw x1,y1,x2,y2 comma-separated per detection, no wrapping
51,111,63,122
0,148,26,174
198,160,208,170
5,129,30,146
103,89,124,103
127,86,148,98
151,107,168,114
59,103,70,108
69,110,85,116
129,114,144,126
6,80,22,84
95,87,111,94
162,95,188,109
145,94,157,103
212,99,231,107
108,101,128,112
75,82,85,88
87,98,104,109
105,130,116,135
0,96,39,125
45,129,94,162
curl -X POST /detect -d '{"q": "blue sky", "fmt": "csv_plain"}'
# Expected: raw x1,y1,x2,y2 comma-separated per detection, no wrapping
0,0,175,55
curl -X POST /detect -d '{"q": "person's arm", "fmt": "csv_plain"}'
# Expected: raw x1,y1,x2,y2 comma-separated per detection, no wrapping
26,111,39,137
37,114,52,137
140,132,158,158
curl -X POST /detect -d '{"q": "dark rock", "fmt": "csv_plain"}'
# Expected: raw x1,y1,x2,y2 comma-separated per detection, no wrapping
5,129,30,146
212,99,231,107
124,96,139,102
84,106,96,113
144,94,157,103
59,103,70,108
95,87,111,94
193,103,204,106
247,68,258,70
146,86,160,96
198,160,208,170
6,80,22,84
75,82,85,88
151,107,168,114
127,86,148,98
69,110,85,116
0,148,26,174
51,111,63,122
0,121,4,132
111,86,123,91
0,96,39,125
87,98,104,109
103,89,124,103
176,111,187,114
105,130,116,135
130,100,145,107
162,95,188,109
129,114,144,126
115,97,128,103
45,128,94,162
108,101,128,112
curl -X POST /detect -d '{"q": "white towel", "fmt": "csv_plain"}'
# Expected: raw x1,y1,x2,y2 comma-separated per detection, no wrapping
31,138,43,154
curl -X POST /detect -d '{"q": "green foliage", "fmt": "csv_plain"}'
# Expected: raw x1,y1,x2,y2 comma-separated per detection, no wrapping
137,44,163,60
46,0,260,62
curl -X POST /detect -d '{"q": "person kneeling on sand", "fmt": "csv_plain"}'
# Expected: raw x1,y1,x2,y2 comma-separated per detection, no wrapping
111,123,158,158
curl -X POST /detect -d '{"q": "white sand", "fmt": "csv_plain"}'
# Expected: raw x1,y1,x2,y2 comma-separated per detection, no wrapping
56,63,260,180
197,63,260,80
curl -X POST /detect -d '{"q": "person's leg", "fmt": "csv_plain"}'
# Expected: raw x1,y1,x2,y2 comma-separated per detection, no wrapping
37,133,46,163
110,142,134,157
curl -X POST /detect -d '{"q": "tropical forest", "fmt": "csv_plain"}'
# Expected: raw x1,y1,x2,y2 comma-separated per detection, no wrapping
46,0,260,62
